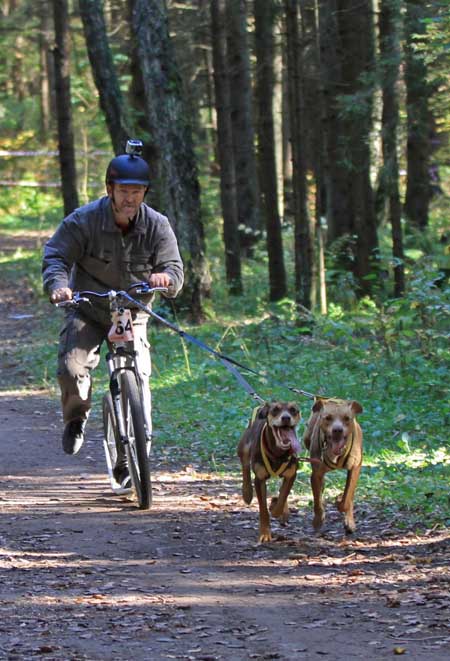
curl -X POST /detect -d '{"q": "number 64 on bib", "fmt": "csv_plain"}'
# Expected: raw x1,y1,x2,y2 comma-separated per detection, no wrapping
108,308,134,342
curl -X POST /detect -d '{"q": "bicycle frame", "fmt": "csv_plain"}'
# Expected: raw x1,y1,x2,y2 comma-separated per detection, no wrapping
56,283,168,503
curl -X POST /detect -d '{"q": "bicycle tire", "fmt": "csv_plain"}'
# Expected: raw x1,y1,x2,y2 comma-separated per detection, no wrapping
102,392,118,472
102,393,132,495
121,371,152,509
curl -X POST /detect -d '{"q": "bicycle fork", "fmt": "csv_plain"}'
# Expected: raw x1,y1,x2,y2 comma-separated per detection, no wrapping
106,356,129,455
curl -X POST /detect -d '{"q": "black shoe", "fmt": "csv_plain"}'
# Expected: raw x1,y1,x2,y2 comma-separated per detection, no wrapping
113,463,131,489
62,419,86,455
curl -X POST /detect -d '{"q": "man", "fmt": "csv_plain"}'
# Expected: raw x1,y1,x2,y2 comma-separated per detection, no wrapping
42,140,184,485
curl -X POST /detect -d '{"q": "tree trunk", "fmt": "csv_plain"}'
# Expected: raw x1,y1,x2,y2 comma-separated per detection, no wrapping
318,0,377,295
211,0,243,295
379,0,404,296
272,28,284,220
11,33,26,104
126,0,158,179
404,0,431,229
130,0,211,320
281,41,293,221
284,0,313,311
254,0,287,302
226,0,261,254
79,0,130,155
300,0,326,311
317,0,351,243
38,0,53,140
52,0,79,216
340,0,377,292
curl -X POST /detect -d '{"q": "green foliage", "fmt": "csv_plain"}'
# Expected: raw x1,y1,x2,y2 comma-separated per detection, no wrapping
415,3,450,135
0,4,113,192
0,247,43,296
0,188,63,227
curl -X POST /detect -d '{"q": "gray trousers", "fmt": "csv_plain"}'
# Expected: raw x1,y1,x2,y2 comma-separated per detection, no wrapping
57,310,151,429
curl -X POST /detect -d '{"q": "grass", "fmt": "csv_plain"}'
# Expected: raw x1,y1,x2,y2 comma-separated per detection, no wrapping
1,196,449,529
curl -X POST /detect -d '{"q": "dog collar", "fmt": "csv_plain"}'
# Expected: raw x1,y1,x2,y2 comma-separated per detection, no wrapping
260,423,291,478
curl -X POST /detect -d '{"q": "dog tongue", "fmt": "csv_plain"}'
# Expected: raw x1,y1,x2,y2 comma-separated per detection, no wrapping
290,435,301,455
278,427,300,454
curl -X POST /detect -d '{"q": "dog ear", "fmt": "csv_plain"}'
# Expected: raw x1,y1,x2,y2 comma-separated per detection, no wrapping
312,399,324,413
350,400,363,415
258,403,270,419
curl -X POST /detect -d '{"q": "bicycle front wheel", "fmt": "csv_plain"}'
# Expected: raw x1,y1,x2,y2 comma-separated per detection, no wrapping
121,371,152,509
102,393,132,495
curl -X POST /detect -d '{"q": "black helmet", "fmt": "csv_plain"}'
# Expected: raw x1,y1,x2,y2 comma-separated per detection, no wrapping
105,140,150,186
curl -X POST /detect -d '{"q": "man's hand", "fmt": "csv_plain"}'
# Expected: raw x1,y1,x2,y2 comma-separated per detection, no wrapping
149,273,172,289
50,287,73,304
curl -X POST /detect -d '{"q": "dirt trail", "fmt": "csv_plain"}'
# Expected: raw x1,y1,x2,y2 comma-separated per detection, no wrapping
0,249,449,660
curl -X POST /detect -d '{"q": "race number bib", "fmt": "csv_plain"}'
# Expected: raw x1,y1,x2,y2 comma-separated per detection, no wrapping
108,309,134,342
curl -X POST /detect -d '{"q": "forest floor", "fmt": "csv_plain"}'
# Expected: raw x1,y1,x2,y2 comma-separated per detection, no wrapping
0,232,449,660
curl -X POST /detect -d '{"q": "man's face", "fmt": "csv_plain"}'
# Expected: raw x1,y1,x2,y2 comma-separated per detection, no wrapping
107,183,146,220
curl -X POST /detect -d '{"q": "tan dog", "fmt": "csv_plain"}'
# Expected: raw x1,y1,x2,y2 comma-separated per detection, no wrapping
303,398,363,533
237,401,301,543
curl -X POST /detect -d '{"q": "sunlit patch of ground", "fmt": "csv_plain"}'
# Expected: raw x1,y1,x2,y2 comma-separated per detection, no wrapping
0,388,53,397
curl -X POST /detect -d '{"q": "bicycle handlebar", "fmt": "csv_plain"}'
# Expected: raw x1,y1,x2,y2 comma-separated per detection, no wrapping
55,282,168,308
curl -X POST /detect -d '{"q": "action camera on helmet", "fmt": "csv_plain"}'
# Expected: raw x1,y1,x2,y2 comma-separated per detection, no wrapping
105,139,150,186
125,139,144,157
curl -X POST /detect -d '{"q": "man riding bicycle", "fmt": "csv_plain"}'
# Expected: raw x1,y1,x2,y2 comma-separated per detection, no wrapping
42,140,184,486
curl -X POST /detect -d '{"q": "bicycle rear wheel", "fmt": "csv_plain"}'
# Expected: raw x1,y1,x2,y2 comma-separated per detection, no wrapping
121,371,152,509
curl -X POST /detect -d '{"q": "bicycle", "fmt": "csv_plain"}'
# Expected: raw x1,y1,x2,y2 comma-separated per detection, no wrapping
56,282,168,509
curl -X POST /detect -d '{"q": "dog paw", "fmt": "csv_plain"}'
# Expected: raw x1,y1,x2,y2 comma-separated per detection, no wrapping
269,496,278,513
313,514,325,531
269,497,287,520
271,501,290,523
336,494,346,513
258,530,273,543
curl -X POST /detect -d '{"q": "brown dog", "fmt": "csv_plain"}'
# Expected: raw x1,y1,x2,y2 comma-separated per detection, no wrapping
237,401,301,543
303,398,363,533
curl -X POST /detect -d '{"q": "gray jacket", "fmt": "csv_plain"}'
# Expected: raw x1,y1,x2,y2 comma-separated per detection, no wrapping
42,196,184,324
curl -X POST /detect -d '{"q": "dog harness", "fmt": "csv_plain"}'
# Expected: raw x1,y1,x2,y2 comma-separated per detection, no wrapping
260,423,294,478
320,431,354,470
